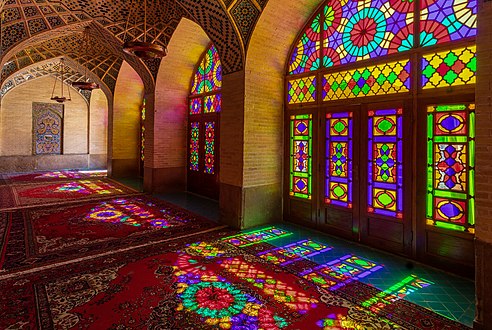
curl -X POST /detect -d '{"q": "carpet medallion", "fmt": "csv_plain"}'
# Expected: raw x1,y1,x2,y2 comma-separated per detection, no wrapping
0,196,222,273
0,178,137,211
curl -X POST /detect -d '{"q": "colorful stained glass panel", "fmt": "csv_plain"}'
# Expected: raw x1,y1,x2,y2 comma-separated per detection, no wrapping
189,122,200,171
322,60,411,101
420,0,477,47
189,98,202,115
190,44,222,95
368,108,403,219
203,94,221,113
290,114,312,199
288,13,321,74
422,46,476,89
204,122,215,174
325,112,353,208
322,0,414,67
287,76,316,104
427,104,475,233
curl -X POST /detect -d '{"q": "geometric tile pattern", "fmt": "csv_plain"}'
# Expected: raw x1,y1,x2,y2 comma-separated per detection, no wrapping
231,0,260,47
422,46,476,89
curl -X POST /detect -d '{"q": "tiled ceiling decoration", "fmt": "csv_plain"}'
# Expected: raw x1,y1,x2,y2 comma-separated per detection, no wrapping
1,31,122,93
0,60,94,103
0,0,272,96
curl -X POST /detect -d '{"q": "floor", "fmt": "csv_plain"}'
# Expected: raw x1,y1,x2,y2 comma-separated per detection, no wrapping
151,190,475,327
106,177,475,326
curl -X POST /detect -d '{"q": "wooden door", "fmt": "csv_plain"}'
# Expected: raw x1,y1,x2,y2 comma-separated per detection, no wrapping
319,106,360,240
187,113,220,200
319,102,413,256
416,97,475,276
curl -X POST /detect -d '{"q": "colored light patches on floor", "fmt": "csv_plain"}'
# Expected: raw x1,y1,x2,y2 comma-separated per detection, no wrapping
257,239,332,266
220,257,319,314
361,275,434,313
222,227,292,247
175,272,290,329
37,171,83,179
184,242,227,259
300,254,383,291
78,169,108,177
85,198,180,228
316,313,360,330
56,180,124,195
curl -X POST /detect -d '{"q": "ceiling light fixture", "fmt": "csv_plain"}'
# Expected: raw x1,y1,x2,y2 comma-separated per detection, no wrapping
122,0,168,59
50,58,71,103
71,27,100,91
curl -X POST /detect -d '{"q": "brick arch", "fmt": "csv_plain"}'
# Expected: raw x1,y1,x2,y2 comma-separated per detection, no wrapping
1,56,113,102
143,17,210,192
243,0,322,188
177,0,245,74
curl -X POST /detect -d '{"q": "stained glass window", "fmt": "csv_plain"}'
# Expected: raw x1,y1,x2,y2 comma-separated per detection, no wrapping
204,122,215,174
287,76,317,104
188,44,222,177
191,45,222,95
288,0,414,74
420,0,477,47
189,122,200,172
290,114,312,199
421,46,476,89
325,112,353,208
189,98,201,115
204,94,221,113
288,13,321,74
427,104,475,233
368,108,403,219
322,60,411,101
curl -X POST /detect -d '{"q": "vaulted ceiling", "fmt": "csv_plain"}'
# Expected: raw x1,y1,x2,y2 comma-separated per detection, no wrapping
0,0,269,98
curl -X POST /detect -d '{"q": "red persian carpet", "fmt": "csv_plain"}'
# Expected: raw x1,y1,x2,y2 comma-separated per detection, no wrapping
0,234,469,329
0,196,223,274
0,178,137,211
0,170,107,185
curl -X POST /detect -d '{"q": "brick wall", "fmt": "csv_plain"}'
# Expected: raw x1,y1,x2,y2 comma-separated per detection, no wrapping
243,0,322,188
0,76,88,156
111,61,144,174
152,18,210,169
89,88,108,155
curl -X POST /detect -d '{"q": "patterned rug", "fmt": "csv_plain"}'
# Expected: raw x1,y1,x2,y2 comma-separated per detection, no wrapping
0,232,470,329
0,232,396,330
0,178,136,211
0,196,223,274
0,170,107,185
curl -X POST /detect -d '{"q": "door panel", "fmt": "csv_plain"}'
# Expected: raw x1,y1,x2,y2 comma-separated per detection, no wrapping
320,107,360,240
359,104,412,255
187,115,220,200
319,103,412,256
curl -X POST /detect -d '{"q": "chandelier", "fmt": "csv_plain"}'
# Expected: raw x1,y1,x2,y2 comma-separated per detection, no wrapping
71,27,100,91
122,0,168,59
50,58,71,103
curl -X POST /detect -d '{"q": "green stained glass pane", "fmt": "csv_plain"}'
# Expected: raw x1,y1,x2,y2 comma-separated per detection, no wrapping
467,57,476,72
361,84,371,95
422,65,436,78
443,70,458,84
387,72,398,84
435,221,465,232
443,51,458,66
435,105,467,112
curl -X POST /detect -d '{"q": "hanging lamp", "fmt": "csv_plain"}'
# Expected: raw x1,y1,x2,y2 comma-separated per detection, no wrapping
50,58,71,103
122,0,168,59
71,27,100,91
